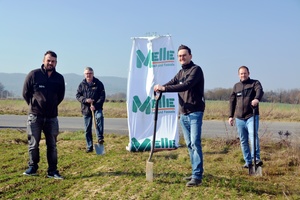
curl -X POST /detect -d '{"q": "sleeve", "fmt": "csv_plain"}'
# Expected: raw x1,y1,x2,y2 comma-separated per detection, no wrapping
254,80,264,101
57,75,65,105
22,72,32,105
76,83,86,103
94,81,106,109
228,85,236,118
164,67,203,92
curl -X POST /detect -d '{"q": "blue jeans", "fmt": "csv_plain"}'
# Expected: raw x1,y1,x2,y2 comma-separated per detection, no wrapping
179,111,204,180
26,114,59,173
235,115,261,165
83,109,104,150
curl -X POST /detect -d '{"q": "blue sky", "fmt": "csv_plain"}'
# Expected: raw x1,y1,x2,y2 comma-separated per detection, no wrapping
0,0,299,91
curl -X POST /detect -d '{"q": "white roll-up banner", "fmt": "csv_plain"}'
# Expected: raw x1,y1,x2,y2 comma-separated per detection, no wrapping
126,35,179,152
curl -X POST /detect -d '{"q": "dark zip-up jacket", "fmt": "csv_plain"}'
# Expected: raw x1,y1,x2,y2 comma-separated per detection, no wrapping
76,77,106,116
163,61,205,115
22,65,65,118
229,78,264,120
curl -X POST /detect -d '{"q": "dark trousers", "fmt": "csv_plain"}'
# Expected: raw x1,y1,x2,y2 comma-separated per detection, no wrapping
26,114,59,173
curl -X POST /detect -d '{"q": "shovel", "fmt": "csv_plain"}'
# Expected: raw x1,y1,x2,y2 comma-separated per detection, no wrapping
146,91,162,182
91,103,105,155
249,106,262,176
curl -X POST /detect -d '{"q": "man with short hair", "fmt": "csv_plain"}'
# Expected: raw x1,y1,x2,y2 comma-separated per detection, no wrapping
22,50,65,179
154,44,205,187
228,66,264,169
76,67,106,153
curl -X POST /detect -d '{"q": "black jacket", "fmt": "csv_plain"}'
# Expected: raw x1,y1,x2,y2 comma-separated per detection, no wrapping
163,61,205,115
22,65,65,118
76,77,106,116
229,78,264,120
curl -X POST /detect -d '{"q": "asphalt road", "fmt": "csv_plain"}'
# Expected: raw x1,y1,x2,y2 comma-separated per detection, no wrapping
0,115,299,140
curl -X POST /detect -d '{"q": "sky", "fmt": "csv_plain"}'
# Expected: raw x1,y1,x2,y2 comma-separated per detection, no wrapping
0,0,299,91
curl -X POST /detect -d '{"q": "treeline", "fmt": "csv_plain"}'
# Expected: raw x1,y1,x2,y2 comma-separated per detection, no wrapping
107,88,300,104
1,81,300,104
0,82,13,98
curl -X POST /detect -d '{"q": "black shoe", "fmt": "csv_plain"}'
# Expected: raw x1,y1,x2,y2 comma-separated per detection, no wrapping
243,163,253,168
86,149,93,153
255,160,263,167
23,167,37,176
183,175,192,181
98,139,104,144
186,178,202,187
47,171,63,179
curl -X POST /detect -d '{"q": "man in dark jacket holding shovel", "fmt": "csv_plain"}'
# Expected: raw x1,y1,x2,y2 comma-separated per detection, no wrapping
76,67,106,153
154,45,205,187
228,66,264,169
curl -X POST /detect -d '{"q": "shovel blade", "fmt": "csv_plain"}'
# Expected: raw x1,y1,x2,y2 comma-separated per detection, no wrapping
94,143,105,155
249,166,262,176
146,161,153,182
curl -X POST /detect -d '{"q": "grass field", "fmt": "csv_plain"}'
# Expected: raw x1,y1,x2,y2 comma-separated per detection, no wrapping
1,99,300,199
0,129,299,199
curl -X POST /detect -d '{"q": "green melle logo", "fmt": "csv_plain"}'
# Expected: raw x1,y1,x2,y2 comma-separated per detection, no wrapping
130,137,176,152
136,48,175,68
132,95,175,114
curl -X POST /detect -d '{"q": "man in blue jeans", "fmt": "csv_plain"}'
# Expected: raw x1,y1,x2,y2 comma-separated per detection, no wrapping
22,50,65,179
228,66,264,169
76,67,106,153
154,45,205,187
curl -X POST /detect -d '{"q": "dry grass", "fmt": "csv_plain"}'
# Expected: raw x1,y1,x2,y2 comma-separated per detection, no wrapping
0,129,299,199
1,99,300,121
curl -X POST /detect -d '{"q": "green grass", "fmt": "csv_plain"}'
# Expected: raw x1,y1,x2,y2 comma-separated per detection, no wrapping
1,129,299,199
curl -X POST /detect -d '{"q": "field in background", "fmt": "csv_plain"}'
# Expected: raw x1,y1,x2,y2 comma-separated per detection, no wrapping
1,99,300,121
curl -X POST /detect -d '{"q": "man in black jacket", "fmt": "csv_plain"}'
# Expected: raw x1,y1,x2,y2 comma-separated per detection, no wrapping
154,45,205,187
76,67,106,153
228,66,264,169
22,50,65,179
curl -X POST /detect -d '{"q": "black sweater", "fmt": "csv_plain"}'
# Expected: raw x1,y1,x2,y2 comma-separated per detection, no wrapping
229,78,264,120
22,65,65,118
76,77,106,116
163,61,205,115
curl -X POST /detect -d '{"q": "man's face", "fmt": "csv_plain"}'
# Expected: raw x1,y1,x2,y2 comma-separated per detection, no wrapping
43,54,57,72
239,68,250,81
178,49,192,65
84,70,94,82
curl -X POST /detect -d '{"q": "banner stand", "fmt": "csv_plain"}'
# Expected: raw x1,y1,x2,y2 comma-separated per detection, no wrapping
126,35,179,152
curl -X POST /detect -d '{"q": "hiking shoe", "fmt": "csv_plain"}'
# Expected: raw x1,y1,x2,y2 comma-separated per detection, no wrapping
86,149,93,153
186,178,202,187
98,139,104,144
183,175,192,181
23,167,37,176
255,160,263,167
47,171,63,179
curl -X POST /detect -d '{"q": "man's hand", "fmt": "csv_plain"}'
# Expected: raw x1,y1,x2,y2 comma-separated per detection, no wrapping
86,98,94,104
251,99,259,107
90,104,95,111
228,117,234,126
154,84,165,92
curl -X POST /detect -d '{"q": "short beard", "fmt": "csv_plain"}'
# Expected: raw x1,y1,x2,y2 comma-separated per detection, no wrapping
45,68,54,72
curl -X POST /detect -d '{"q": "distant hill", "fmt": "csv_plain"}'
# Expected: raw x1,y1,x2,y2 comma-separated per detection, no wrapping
0,72,127,99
